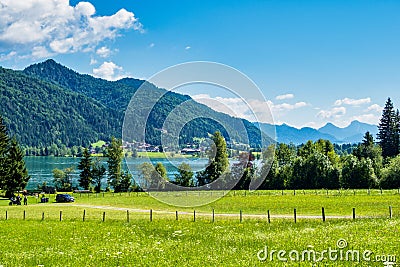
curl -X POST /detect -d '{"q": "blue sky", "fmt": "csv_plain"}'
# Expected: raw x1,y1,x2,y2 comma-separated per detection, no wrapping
1,0,400,128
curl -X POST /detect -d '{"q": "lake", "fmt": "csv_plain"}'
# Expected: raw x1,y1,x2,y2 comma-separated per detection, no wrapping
25,156,209,190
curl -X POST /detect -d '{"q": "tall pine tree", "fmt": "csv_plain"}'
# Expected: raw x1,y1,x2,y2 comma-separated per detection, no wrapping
0,116,10,188
197,131,229,186
77,148,93,190
377,98,398,158
4,138,30,197
106,137,124,191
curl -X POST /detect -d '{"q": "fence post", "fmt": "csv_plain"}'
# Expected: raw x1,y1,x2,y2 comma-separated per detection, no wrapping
322,207,325,222
352,208,356,220
175,211,178,221
389,206,392,219
102,212,106,222
267,210,270,223
293,189,296,196
127,210,129,223
60,211,62,221
380,189,383,195
42,212,45,221
5,210,7,220
294,208,297,223
150,209,153,222
240,210,242,223
23,210,26,220
212,209,215,223
193,210,196,222
83,210,86,222
281,190,284,196
244,191,246,197
368,189,370,195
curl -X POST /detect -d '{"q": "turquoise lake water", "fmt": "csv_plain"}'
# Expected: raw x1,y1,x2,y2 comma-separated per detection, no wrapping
25,156,209,190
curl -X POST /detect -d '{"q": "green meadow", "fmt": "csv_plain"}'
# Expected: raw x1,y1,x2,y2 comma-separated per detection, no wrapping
0,191,399,266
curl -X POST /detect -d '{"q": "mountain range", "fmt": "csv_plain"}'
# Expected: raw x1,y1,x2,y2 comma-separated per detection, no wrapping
1,59,269,148
256,120,378,144
0,59,377,148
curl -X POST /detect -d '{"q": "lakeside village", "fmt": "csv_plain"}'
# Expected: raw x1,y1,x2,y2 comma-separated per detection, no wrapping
22,136,255,159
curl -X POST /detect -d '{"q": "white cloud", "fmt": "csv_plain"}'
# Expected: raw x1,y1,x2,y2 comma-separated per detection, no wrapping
334,97,371,106
191,94,307,124
0,51,16,61
0,0,142,58
276,93,294,100
272,102,307,111
92,61,125,81
350,114,380,125
31,46,53,58
317,107,346,119
185,46,191,50
366,104,383,113
149,43,155,48
90,58,97,65
96,46,111,58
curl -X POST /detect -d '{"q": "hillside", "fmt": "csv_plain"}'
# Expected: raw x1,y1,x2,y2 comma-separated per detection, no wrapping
0,67,121,147
0,60,270,148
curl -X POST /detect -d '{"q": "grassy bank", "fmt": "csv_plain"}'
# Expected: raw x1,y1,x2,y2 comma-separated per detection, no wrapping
0,217,398,266
0,190,398,266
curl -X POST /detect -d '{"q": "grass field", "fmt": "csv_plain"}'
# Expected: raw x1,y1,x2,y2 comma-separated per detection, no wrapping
8,189,397,217
0,190,399,266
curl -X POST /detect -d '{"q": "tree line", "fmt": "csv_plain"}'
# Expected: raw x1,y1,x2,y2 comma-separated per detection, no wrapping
5,97,400,193
53,137,140,193
73,97,400,192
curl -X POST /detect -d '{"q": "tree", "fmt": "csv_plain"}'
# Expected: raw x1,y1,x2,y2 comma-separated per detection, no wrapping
197,131,229,186
377,98,398,158
3,138,30,197
53,167,74,191
92,158,106,193
231,152,255,190
353,132,383,178
153,162,168,190
0,115,10,189
106,137,123,191
276,143,296,166
77,148,93,190
137,162,168,190
380,155,400,189
115,171,132,192
174,162,194,187
340,155,377,189
290,152,339,189
138,162,154,189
